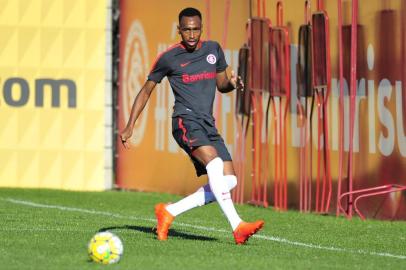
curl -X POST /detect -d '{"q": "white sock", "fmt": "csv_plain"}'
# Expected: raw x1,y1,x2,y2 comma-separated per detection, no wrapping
206,157,242,230
165,175,237,217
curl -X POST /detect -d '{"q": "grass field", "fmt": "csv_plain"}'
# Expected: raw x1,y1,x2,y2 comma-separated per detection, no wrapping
1,188,406,270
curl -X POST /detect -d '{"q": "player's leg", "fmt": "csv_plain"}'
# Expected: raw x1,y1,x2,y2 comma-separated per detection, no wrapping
155,171,237,241
160,145,242,233
223,160,235,175
164,158,238,217
222,160,265,244
156,117,263,243
160,117,237,218
191,145,243,230
156,150,264,243
156,118,229,240
165,175,237,216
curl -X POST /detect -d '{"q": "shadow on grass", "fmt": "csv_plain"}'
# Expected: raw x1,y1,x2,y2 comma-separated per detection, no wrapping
98,225,218,242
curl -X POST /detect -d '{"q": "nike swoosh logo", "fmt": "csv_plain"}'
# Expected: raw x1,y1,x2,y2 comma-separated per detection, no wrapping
180,62,191,67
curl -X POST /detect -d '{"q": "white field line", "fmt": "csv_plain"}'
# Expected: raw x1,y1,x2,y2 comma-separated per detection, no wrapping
0,228,91,232
3,198,406,260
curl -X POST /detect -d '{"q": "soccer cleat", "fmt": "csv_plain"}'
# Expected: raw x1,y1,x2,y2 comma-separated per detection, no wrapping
233,220,265,245
154,203,175,241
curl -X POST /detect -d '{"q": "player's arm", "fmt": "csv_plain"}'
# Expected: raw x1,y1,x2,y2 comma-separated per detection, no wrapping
216,70,243,93
120,80,157,149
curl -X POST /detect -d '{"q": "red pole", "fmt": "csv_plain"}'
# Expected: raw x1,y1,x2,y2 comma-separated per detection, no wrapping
336,0,345,216
305,102,311,211
317,0,323,11
283,33,290,210
205,0,211,39
305,1,311,24
323,12,332,213
298,102,304,211
240,118,247,204
258,93,263,203
257,0,261,16
277,1,283,26
316,94,322,212
278,99,283,208
348,0,358,217
259,94,268,207
251,93,258,203
271,98,279,209
303,0,311,212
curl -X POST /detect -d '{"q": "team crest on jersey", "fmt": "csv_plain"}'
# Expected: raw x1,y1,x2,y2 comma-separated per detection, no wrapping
206,54,216,64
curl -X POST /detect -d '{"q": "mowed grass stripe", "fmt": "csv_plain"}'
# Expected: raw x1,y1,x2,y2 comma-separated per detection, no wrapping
4,197,406,260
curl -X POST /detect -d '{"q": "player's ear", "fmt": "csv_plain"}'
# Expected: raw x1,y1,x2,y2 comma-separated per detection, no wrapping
177,25,181,35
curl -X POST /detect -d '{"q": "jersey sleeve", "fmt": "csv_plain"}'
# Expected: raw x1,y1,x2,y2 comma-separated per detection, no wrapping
148,53,170,83
216,43,228,73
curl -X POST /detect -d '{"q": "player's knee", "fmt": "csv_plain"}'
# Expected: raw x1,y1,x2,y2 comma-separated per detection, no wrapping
224,175,237,190
193,146,219,165
205,154,220,164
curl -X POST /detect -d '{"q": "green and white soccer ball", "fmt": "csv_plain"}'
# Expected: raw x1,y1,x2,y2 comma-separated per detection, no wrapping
88,231,123,264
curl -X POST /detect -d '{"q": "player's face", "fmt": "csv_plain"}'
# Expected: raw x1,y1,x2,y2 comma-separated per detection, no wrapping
178,16,202,51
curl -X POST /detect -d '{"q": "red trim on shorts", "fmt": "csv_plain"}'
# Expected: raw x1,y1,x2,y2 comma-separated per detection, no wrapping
178,118,189,143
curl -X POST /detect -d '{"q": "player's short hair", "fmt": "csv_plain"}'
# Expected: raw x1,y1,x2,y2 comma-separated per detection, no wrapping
178,7,202,23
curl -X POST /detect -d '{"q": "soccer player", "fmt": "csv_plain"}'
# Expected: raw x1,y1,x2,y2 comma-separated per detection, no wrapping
120,7,264,244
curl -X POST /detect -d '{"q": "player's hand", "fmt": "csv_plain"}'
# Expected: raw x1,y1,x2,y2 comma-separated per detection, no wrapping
119,127,133,149
230,70,244,91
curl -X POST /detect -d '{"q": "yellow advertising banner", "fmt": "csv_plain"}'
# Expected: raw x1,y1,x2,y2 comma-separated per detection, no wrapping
0,0,107,190
118,0,406,214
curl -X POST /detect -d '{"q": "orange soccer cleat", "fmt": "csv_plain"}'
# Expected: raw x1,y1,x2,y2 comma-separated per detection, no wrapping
233,220,265,245
154,203,175,241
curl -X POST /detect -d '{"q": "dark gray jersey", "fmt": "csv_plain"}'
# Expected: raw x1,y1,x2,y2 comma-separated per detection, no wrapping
148,40,228,119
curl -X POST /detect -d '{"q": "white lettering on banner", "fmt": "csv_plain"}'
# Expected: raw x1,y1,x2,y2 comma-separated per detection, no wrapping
123,21,149,146
331,79,368,153
367,44,377,154
330,79,359,152
155,43,168,151
356,80,367,152
395,81,406,156
347,79,366,153
378,79,395,156
341,80,349,151
290,43,406,158
368,79,376,153
331,79,339,150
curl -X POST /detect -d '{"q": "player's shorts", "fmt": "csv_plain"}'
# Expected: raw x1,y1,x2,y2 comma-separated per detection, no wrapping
172,115,232,177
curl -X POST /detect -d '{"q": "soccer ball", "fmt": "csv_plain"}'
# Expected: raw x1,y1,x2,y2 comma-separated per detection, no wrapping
88,231,123,264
